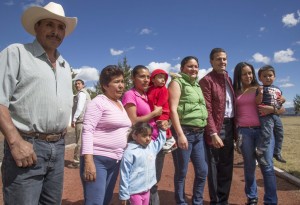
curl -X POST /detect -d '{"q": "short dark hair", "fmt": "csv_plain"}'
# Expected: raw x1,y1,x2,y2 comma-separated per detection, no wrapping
180,56,199,71
258,65,276,77
209,48,226,60
99,65,124,93
127,122,153,142
233,62,259,92
75,79,84,85
131,65,149,78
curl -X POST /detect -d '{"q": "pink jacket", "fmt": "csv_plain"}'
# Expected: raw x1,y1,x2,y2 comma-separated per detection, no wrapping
199,70,235,146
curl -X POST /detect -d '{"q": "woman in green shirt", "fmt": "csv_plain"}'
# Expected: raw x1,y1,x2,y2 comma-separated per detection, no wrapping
169,56,208,205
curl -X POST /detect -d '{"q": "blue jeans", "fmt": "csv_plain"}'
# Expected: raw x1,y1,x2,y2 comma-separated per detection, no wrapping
172,126,208,205
238,127,278,204
80,155,120,205
2,136,65,205
258,114,284,156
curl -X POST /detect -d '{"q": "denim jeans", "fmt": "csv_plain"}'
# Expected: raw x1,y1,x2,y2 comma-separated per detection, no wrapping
238,127,278,204
172,126,207,205
149,149,165,205
206,119,234,205
258,114,284,155
2,136,65,205
80,155,120,205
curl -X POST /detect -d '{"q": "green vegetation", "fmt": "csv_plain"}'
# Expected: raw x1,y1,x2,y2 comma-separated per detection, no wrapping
294,95,300,115
275,116,300,178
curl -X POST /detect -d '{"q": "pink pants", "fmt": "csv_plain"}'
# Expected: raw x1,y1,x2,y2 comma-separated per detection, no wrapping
129,190,150,205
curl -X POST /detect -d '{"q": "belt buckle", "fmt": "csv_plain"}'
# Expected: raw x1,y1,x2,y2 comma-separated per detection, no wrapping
45,134,60,142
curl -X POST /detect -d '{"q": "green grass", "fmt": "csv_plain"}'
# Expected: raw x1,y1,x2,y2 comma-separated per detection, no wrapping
274,116,300,178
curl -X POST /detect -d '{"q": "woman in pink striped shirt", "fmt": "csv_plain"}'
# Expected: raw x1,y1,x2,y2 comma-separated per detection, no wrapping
80,65,132,205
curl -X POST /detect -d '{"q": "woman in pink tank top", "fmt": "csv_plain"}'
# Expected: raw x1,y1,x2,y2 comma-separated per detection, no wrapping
233,62,284,205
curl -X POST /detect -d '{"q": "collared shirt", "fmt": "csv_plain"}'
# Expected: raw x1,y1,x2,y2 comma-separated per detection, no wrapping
122,88,159,140
72,91,87,122
224,80,234,118
0,39,73,133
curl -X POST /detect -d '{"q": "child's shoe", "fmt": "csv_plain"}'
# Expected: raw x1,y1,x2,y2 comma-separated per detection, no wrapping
273,153,287,163
163,136,176,150
255,149,268,166
163,144,178,154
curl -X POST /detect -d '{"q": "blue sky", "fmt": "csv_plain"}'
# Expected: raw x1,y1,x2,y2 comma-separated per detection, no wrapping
1,0,299,108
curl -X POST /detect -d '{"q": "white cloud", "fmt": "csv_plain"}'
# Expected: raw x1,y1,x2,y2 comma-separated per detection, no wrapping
125,46,135,51
72,66,99,82
274,48,297,63
295,41,300,45
277,76,290,83
23,0,45,10
198,68,213,80
172,57,180,61
146,46,154,51
284,101,293,107
147,62,172,73
259,27,266,32
110,48,124,56
86,86,96,92
140,28,152,35
252,53,271,64
279,83,294,88
282,12,300,27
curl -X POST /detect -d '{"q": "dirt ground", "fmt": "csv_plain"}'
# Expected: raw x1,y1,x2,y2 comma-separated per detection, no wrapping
63,148,300,204
0,144,300,204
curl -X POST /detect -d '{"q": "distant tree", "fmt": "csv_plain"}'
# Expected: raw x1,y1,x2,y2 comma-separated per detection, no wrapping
71,67,77,94
294,94,300,115
91,80,102,99
118,56,132,92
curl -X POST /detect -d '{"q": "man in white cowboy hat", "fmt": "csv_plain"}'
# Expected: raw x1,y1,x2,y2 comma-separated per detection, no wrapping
0,2,77,204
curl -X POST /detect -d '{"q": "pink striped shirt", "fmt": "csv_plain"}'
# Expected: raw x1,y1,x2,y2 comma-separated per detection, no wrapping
81,95,132,160
236,92,260,127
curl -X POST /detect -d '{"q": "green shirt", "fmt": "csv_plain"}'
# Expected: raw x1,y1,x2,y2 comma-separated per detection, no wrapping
173,72,207,127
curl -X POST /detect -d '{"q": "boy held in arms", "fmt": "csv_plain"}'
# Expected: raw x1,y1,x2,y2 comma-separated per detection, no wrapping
147,69,177,153
255,65,286,166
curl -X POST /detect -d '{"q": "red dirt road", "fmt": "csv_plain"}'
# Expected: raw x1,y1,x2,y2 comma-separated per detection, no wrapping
1,146,300,205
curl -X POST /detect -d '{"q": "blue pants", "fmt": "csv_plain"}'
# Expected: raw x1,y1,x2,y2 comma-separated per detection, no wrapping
172,126,208,205
206,119,234,205
258,114,284,156
238,127,278,204
80,155,120,205
2,136,65,205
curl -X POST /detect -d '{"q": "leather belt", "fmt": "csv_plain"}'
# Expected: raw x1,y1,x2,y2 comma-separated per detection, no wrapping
239,126,261,129
19,129,67,142
223,117,234,124
181,125,204,133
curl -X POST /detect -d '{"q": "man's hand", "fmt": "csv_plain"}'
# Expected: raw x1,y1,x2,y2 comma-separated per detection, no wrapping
211,134,224,148
10,138,37,167
71,122,75,128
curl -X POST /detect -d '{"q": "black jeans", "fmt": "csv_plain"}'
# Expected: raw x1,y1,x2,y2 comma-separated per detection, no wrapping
206,118,234,205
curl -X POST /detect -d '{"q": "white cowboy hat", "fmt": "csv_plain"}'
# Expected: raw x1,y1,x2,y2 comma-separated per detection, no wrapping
21,2,77,36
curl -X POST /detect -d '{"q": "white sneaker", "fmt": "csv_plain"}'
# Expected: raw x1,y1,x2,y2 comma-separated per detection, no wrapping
163,137,176,150
163,146,177,154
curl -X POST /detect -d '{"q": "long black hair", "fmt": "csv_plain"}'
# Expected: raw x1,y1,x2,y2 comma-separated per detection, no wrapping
233,62,259,92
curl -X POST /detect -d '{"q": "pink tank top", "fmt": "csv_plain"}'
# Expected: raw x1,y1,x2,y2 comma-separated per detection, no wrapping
236,92,260,127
